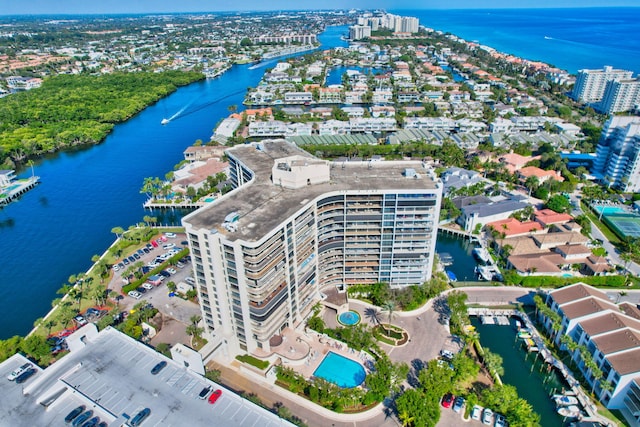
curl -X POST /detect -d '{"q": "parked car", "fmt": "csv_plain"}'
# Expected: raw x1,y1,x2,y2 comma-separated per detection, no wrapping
208,389,222,404
441,393,454,408
198,386,212,400
453,396,465,413
127,256,136,263
74,315,88,327
128,291,142,300
185,277,195,285
133,253,141,260
440,349,455,360
163,243,176,250
123,258,130,266
118,262,125,269
151,361,167,375
167,268,177,275
143,247,150,254
64,405,85,423
142,283,154,290
482,408,494,425
165,232,176,238
159,271,170,278
129,408,150,427
112,264,120,272
494,414,506,427
137,249,145,256
136,287,147,294
72,411,93,427
471,405,482,421
80,416,100,427
15,367,36,384
176,262,185,269
7,362,32,381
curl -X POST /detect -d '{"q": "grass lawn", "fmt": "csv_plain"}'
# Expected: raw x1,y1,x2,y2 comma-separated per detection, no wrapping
581,201,622,244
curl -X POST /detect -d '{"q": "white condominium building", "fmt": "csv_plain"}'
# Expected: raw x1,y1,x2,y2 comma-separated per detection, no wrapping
182,140,442,354
597,79,640,114
593,116,640,192
571,66,633,104
349,25,371,41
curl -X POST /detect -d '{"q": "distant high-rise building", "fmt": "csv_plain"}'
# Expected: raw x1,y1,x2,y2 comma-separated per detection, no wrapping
349,25,371,40
183,140,442,355
571,66,633,104
593,116,640,192
597,78,640,114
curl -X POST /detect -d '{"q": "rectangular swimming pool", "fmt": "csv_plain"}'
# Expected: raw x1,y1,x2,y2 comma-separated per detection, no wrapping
313,351,366,388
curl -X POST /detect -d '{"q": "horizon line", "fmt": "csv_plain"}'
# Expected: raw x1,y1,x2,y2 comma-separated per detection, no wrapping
1,5,640,18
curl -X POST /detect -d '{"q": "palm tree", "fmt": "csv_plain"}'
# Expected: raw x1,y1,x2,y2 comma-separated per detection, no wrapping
190,315,202,327
186,324,204,347
364,307,381,325
383,301,396,336
111,226,125,240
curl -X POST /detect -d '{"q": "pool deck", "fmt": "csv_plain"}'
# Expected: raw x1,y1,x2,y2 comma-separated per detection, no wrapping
252,322,374,381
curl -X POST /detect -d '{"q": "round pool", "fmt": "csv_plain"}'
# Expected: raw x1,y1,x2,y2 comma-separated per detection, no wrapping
338,310,361,326
313,351,366,388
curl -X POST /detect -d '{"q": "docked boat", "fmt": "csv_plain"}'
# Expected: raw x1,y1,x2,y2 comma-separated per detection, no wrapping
514,320,522,330
553,394,579,406
439,252,453,266
472,247,491,264
445,270,457,282
557,405,581,418
161,118,170,125
517,329,531,339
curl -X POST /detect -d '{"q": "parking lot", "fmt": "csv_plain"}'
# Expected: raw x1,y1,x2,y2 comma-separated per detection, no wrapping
107,232,202,326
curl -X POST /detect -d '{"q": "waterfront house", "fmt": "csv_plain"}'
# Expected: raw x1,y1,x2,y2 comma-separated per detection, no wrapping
0,169,16,187
543,283,640,425
456,196,530,233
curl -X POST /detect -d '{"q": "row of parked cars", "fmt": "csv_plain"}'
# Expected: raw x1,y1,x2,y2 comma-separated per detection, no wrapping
65,405,149,427
441,393,506,427
7,362,36,383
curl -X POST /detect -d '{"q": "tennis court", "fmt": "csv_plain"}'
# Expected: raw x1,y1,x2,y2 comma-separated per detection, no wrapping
602,213,640,238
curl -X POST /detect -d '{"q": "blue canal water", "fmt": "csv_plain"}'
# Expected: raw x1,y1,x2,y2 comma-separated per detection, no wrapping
472,318,566,427
435,231,479,283
395,8,640,74
313,351,366,388
0,26,348,339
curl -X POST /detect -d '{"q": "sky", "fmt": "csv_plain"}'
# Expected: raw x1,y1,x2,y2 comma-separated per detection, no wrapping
0,0,638,16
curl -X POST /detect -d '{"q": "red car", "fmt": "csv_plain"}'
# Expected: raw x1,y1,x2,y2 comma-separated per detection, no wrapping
441,392,454,408
208,389,222,404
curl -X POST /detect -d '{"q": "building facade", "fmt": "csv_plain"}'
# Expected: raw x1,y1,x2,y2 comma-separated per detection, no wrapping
543,283,640,426
593,116,640,192
597,79,640,114
182,140,442,355
571,66,633,104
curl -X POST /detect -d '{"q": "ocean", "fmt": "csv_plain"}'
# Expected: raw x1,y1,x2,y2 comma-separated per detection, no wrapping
393,7,640,74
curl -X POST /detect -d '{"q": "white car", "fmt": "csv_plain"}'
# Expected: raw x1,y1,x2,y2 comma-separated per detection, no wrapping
471,405,482,421
163,243,176,250
142,283,154,290
112,264,120,272
128,291,142,299
164,232,176,238
440,349,455,360
167,268,177,274
494,414,506,427
482,408,494,426
7,362,32,381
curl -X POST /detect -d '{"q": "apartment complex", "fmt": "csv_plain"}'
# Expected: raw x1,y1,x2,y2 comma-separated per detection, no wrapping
357,14,420,34
349,25,372,41
182,140,442,354
543,283,640,426
593,116,640,192
598,78,640,114
571,66,633,104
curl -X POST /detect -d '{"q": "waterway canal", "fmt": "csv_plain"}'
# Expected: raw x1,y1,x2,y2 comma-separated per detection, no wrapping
472,317,567,427
435,231,479,282
0,26,348,339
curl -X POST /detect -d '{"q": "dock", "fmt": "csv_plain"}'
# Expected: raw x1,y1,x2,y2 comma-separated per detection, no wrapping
0,173,40,208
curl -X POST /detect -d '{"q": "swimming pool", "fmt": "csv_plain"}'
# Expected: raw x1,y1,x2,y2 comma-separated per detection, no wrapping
338,310,360,326
313,352,366,388
593,205,627,215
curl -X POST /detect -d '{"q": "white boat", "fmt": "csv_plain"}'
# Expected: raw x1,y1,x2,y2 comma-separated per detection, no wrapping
553,395,579,406
161,118,170,125
557,405,581,418
472,247,491,264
